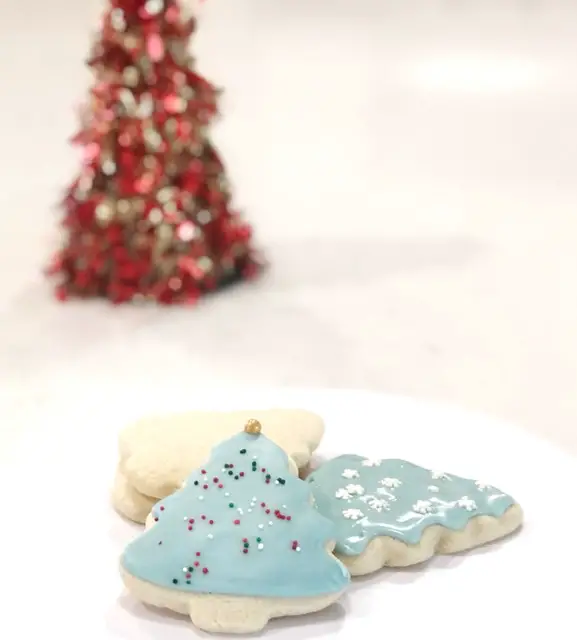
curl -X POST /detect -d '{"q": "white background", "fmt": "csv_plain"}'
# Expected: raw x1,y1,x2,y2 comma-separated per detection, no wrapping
0,1,576,453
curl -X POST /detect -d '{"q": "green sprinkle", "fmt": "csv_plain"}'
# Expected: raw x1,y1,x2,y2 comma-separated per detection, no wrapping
240,449,247,454
243,542,249,548
228,470,234,476
256,537,262,543
229,502,234,508
172,579,178,584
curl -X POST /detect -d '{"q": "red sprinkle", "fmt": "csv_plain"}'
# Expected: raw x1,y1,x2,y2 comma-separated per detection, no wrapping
243,538,248,543
229,464,234,468
242,549,248,554
239,472,245,477
261,468,266,473
218,484,223,488
287,516,292,521
209,520,214,525
234,519,240,525
261,502,266,507
213,477,219,483
159,506,165,511
265,509,270,514
201,470,206,474
203,484,208,489
188,525,193,531
189,518,195,524
196,552,201,557
186,573,191,579
154,517,159,522
201,515,206,520
202,568,209,574
265,479,270,484
194,561,200,567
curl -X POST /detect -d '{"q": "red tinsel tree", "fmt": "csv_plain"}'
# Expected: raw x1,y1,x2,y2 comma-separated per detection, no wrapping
47,0,263,304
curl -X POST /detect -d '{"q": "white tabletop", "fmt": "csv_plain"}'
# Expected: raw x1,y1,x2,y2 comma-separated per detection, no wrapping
1,386,574,637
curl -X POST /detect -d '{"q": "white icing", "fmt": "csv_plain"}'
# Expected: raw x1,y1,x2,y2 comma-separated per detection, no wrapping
343,508,364,520
341,468,360,479
428,485,440,493
380,477,402,489
431,471,450,480
475,481,491,491
376,487,397,500
335,488,351,500
367,497,389,512
456,496,477,511
344,483,365,496
413,499,434,514
361,458,382,467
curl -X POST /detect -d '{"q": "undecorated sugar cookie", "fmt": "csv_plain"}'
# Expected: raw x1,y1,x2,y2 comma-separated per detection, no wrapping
307,455,523,576
120,420,350,634
113,408,323,523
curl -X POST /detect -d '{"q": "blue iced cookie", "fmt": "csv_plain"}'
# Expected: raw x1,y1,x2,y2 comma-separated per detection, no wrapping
307,455,523,576
120,419,350,634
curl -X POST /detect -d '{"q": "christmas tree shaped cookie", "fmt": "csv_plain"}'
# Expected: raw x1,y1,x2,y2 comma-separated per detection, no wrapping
307,456,523,576
120,420,350,633
113,408,324,523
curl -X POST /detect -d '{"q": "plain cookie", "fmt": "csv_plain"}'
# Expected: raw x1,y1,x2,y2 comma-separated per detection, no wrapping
307,455,523,576
120,420,349,633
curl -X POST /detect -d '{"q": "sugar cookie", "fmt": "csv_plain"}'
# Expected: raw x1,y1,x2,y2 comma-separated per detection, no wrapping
307,455,523,576
120,420,349,634
111,469,157,523
114,408,323,523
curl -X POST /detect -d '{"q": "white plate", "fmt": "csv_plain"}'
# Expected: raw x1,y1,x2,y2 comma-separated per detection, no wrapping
1,385,574,637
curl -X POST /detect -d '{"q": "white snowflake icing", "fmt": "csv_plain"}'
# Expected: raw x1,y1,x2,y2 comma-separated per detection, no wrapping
367,497,390,512
343,508,364,520
376,487,397,500
341,468,360,479
413,499,434,514
456,496,477,511
431,471,450,480
380,477,402,489
345,484,365,496
475,481,491,491
361,458,382,467
428,485,440,493
335,488,351,500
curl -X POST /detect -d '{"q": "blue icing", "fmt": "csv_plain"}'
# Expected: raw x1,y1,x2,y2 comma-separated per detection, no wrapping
307,456,517,555
121,432,350,597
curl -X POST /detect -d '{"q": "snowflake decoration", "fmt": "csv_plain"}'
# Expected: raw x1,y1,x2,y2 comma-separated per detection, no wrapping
343,508,364,520
428,485,440,493
380,477,402,489
431,471,450,480
367,497,390,512
456,497,477,511
341,468,360,480
361,458,382,467
335,488,351,500
475,481,491,491
413,499,434,514
344,484,365,496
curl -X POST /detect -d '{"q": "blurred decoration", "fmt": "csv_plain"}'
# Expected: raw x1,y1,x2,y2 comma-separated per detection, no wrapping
46,0,264,305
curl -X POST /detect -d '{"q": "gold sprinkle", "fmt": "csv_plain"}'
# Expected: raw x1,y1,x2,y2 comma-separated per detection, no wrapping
244,419,262,435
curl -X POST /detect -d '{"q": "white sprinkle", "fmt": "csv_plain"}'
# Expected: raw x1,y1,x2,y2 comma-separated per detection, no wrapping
258,524,264,529
252,497,257,501
237,508,244,515
182,567,188,572
296,546,301,552
225,492,230,497
183,517,188,520
268,521,273,526
257,543,264,550
198,496,204,501
275,480,279,485
253,456,258,460
248,509,253,513
282,505,287,509
207,534,214,539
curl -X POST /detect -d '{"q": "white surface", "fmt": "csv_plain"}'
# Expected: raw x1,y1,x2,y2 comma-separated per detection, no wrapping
1,386,574,637
0,0,576,453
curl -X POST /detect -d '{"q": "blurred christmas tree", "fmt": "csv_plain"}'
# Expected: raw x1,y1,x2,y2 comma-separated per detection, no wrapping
47,0,263,304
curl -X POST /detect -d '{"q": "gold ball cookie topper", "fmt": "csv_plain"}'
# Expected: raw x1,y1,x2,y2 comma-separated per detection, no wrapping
244,418,262,435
